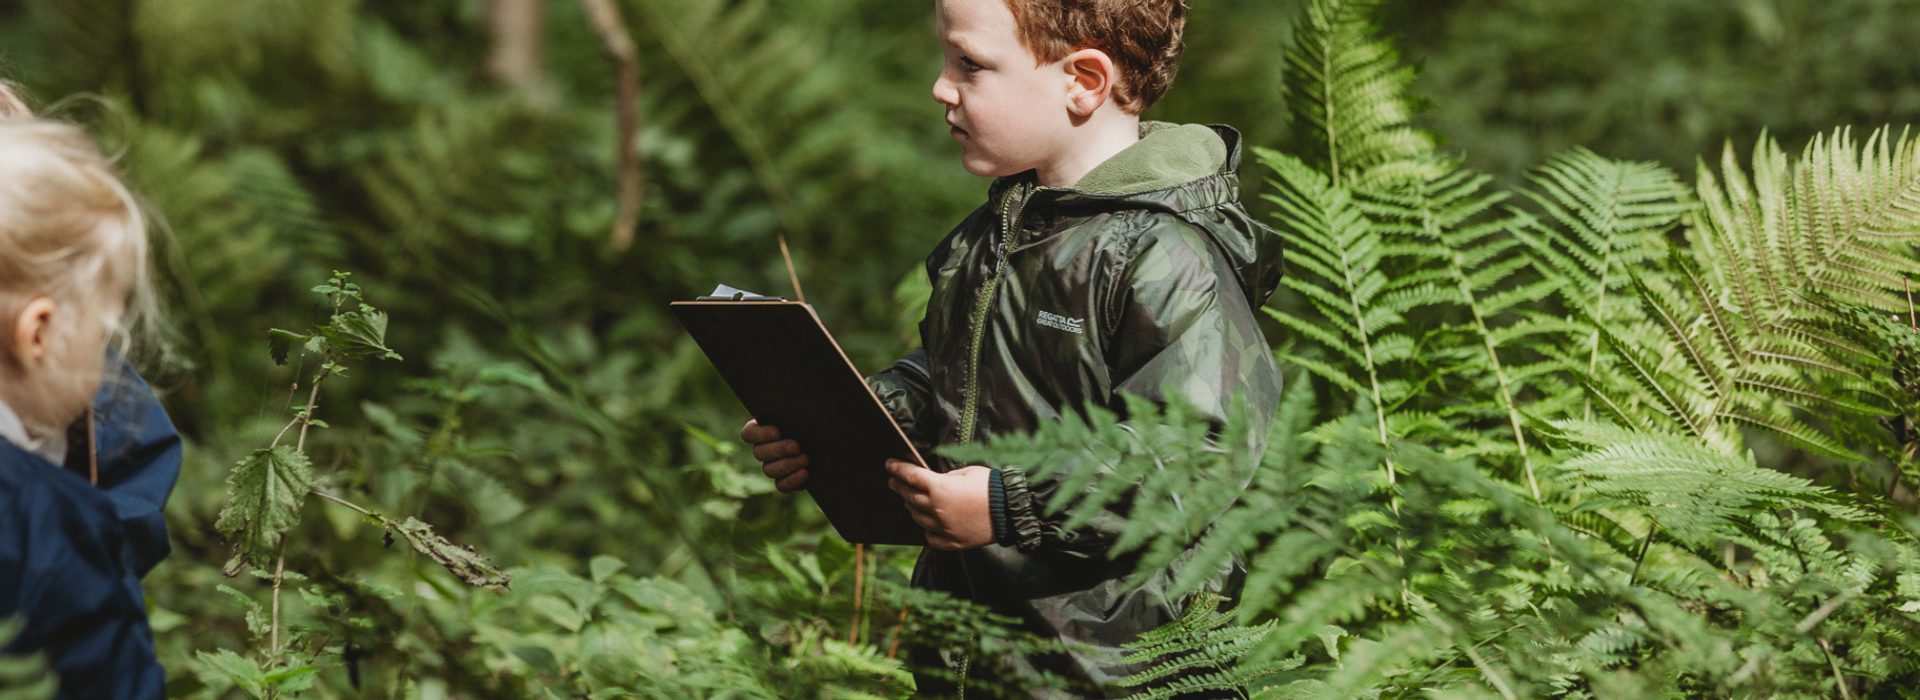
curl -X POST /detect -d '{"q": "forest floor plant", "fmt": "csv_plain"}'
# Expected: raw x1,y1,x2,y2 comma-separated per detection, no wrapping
198,273,512,698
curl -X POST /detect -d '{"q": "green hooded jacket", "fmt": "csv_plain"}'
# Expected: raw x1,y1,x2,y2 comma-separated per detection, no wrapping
867,123,1284,698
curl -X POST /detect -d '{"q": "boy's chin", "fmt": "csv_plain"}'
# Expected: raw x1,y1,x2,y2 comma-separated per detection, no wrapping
959,154,1024,179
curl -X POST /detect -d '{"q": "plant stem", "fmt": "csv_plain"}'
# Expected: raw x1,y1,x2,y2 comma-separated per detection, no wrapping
313,489,377,518
848,543,864,645
886,604,909,660
270,537,289,655
270,365,329,661
1628,523,1658,585
296,368,329,453
1820,638,1853,700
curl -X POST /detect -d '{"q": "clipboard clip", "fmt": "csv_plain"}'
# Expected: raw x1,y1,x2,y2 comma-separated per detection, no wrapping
697,284,788,302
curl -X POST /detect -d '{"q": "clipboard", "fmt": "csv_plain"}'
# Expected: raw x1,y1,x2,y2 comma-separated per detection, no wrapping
671,297,928,546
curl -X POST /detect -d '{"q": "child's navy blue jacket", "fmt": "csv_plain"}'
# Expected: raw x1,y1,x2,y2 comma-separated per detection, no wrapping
1,361,181,700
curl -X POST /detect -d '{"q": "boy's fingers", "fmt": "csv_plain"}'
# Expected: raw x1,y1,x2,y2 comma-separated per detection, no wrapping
775,469,809,493
740,420,781,444
751,439,803,463
888,477,930,505
886,459,935,491
762,456,807,479
904,504,941,532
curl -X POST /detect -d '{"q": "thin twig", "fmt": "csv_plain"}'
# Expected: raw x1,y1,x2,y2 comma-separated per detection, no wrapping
1794,590,1858,635
778,233,806,303
582,0,643,250
848,543,865,645
886,603,909,660
1629,523,1658,585
1905,278,1916,330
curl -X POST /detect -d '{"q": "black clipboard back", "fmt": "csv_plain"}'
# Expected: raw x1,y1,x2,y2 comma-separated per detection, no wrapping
671,300,927,546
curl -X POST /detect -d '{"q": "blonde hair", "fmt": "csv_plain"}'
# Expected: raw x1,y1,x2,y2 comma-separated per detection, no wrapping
0,80,158,429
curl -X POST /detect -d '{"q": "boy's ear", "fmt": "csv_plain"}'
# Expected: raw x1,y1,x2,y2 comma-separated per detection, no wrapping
1062,48,1118,118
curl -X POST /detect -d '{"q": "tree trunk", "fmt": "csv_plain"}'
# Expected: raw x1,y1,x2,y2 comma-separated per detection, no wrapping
484,0,549,92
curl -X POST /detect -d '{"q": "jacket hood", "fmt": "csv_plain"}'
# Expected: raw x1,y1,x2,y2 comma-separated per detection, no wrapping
991,122,1286,309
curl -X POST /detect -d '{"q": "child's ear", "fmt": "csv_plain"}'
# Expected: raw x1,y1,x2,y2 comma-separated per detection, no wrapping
1062,48,1118,118
10,297,55,367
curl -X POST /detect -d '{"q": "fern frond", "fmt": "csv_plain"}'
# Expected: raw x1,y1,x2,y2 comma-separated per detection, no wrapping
1120,593,1297,699
1693,128,1920,329
1282,0,1439,189
1554,420,1869,542
1365,161,1560,498
1514,150,1692,419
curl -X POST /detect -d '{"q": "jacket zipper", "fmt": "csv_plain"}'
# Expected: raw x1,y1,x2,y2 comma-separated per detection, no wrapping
957,183,1033,447
954,183,1031,699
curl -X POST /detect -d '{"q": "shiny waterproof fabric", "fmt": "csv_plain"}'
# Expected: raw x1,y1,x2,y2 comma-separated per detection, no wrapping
867,124,1283,698
2,360,183,700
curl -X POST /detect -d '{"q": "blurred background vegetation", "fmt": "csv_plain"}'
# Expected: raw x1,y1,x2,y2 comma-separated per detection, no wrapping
2,0,1919,696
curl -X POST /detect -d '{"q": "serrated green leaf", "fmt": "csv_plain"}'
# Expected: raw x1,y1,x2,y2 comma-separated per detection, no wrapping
321,308,401,360
215,447,314,575
266,329,308,366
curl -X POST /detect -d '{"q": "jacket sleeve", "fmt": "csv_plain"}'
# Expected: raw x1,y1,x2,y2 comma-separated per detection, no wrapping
63,357,183,579
2,464,167,700
866,347,942,456
993,220,1280,556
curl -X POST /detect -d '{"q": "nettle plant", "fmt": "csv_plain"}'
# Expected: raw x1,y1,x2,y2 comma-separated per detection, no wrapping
199,272,509,697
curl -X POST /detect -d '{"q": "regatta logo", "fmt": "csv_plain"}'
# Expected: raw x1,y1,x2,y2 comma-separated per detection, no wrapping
1037,310,1084,334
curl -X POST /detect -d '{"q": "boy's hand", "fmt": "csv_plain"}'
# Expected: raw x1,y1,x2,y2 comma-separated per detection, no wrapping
886,459,993,550
741,420,810,492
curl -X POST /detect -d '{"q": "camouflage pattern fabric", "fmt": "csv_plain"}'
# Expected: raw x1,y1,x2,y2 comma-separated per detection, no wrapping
867,124,1285,698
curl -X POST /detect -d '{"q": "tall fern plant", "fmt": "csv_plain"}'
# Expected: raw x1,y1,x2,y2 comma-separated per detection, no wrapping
1576,130,1920,460
1264,0,1564,496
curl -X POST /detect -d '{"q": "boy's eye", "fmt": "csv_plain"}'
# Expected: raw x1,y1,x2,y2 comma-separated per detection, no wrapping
960,57,983,73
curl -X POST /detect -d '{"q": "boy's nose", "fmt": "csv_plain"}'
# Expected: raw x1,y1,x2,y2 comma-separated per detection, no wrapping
931,74,959,106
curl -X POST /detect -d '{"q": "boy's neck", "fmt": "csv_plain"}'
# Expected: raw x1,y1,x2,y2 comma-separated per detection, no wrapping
1035,115,1141,189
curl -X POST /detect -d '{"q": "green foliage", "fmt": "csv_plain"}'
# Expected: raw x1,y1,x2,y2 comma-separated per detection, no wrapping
1570,129,1920,462
215,446,315,574
942,394,1262,594
1552,420,1869,543
1118,594,1297,700
1283,0,1439,188
1510,147,1693,419
0,619,54,700
1393,0,1920,180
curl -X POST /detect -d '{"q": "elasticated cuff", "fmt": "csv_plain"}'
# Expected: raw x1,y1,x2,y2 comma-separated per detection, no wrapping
988,469,1010,546
998,466,1045,552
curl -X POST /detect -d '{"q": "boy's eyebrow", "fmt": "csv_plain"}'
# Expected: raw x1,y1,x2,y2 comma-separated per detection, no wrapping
946,33,981,57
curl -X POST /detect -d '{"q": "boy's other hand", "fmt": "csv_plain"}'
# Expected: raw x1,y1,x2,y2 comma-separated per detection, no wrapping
886,459,993,550
742,420,809,492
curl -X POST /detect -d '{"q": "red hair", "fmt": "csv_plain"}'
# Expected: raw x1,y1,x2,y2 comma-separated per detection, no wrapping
1002,0,1189,115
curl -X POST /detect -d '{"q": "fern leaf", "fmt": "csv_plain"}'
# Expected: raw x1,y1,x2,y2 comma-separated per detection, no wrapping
1282,0,1439,188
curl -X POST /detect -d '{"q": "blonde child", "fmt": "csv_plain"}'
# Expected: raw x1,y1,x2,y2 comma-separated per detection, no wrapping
0,82,181,700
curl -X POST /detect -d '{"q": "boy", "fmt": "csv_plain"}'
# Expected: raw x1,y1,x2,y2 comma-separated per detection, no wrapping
743,0,1282,695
